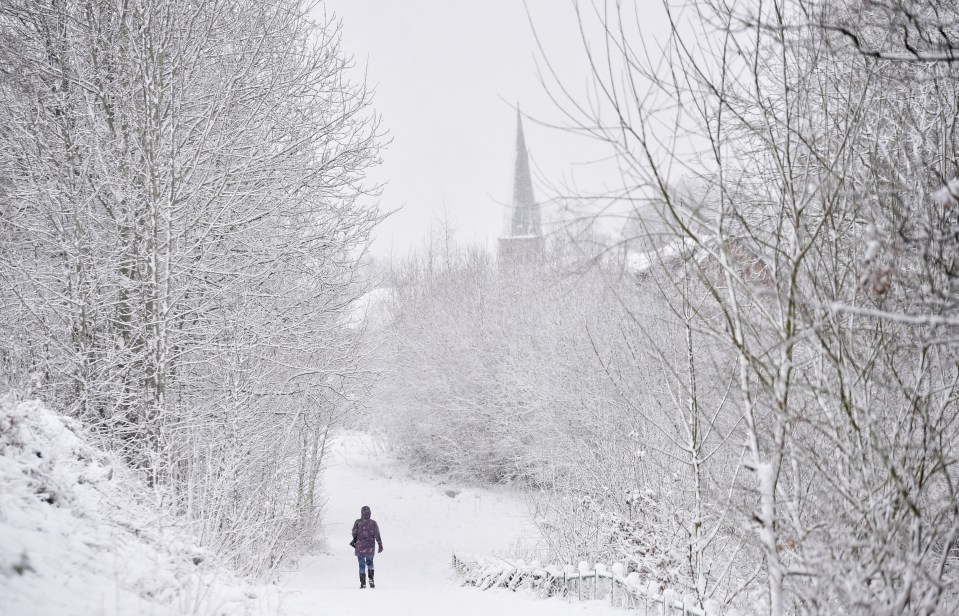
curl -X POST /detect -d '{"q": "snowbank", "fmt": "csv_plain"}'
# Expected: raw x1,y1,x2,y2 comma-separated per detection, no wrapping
0,393,279,616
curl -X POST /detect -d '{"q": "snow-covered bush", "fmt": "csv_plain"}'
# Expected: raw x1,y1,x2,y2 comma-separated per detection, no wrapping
372,237,630,485
373,233,743,608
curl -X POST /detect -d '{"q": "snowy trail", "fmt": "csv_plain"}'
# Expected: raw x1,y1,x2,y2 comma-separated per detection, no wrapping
279,432,616,616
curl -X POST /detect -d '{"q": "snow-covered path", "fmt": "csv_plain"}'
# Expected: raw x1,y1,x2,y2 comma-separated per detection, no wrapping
279,432,616,616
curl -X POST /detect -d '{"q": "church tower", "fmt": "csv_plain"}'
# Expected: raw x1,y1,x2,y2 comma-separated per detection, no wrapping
498,110,544,271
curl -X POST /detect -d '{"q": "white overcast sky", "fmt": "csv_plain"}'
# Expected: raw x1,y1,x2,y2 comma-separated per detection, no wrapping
321,0,664,258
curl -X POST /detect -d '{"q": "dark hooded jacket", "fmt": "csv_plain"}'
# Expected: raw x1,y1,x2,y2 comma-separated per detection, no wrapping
351,505,383,558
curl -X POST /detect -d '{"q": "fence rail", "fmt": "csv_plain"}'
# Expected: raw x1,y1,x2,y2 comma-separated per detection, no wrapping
452,553,720,616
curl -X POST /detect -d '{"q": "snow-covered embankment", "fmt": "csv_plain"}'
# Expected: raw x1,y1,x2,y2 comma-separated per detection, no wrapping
0,394,277,616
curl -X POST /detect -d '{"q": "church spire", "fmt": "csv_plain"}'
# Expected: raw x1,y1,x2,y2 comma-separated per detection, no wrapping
498,107,545,273
509,109,540,237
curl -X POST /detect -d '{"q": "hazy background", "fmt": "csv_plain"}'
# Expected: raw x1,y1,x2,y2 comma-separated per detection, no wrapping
323,0,651,258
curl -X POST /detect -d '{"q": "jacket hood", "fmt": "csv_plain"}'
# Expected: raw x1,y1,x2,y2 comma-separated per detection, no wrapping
361,505,371,519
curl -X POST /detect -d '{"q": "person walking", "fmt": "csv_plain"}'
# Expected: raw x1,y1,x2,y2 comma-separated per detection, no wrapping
350,505,383,589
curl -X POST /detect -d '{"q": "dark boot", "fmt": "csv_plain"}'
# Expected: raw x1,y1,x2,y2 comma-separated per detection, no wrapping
359,573,366,589
368,569,375,589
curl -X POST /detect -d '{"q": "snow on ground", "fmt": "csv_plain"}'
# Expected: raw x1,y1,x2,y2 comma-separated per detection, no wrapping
279,431,619,616
0,399,631,616
0,394,278,616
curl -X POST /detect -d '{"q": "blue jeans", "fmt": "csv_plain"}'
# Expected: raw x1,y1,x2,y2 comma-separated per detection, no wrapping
357,555,374,574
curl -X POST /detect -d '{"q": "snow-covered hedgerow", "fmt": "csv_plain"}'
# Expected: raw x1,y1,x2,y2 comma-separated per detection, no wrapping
452,552,724,615
0,393,278,616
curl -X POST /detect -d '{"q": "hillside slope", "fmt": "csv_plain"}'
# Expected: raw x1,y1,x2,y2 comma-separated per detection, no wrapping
0,394,278,616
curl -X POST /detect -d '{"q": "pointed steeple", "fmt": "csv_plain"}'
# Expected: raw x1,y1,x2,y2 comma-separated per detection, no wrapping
509,109,540,237
498,107,545,273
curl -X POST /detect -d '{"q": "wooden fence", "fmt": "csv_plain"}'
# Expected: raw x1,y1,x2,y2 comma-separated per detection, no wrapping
452,553,721,615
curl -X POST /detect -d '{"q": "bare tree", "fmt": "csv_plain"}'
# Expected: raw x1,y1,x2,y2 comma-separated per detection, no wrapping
531,0,959,612
0,0,381,575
